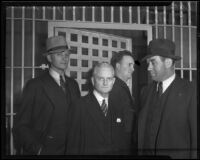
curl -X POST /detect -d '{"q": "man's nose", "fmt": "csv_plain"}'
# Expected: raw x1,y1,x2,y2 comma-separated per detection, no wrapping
103,79,108,85
147,63,152,71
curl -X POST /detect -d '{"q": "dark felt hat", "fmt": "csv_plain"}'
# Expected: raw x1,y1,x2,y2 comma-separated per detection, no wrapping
142,38,181,61
43,36,72,56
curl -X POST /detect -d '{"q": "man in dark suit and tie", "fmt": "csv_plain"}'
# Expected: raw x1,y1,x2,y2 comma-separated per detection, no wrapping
13,36,80,155
138,39,197,159
66,62,133,155
110,50,138,155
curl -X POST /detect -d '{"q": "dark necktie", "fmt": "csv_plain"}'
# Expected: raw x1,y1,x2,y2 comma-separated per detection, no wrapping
60,75,66,93
157,82,163,96
101,99,108,116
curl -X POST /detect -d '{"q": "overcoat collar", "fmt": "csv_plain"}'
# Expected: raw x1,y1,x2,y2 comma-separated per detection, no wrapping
40,72,69,110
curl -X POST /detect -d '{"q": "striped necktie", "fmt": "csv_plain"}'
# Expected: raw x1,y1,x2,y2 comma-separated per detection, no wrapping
60,75,66,93
101,99,108,116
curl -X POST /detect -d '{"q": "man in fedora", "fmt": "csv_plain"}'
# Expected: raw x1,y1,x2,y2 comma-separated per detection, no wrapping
138,39,197,158
13,36,80,155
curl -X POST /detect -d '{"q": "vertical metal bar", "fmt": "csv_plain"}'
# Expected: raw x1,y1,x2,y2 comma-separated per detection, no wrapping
111,6,114,23
101,6,104,22
63,6,66,20
163,6,167,38
53,6,56,20
82,6,85,21
73,6,75,21
146,6,149,24
188,1,192,81
32,7,35,78
21,7,25,89
10,6,14,155
172,2,175,42
129,6,132,24
92,6,95,22
180,1,183,78
42,6,45,20
120,6,122,23
155,6,158,38
137,6,140,24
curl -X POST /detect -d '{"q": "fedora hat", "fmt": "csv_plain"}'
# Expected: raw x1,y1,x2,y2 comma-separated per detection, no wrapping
43,36,72,56
142,38,181,61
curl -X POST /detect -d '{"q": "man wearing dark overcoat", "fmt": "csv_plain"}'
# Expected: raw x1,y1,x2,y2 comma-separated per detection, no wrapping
138,39,197,159
13,36,80,155
110,50,138,155
66,62,133,155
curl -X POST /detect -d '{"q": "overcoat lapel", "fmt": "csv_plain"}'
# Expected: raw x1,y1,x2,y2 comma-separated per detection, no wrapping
138,83,155,149
40,72,68,111
85,93,107,140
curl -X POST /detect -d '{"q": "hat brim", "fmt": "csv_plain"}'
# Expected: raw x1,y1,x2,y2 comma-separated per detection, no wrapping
43,48,74,56
141,53,181,62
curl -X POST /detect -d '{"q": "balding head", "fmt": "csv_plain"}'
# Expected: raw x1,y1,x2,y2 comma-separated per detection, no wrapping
91,62,115,98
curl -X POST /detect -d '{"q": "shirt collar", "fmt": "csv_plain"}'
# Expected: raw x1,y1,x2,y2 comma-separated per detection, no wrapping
49,68,65,85
162,73,176,93
93,90,108,106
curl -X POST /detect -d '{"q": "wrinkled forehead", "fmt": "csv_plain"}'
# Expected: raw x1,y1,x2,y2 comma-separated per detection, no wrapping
94,66,114,77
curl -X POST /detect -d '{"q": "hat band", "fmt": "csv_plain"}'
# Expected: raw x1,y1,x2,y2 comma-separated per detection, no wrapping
47,45,69,52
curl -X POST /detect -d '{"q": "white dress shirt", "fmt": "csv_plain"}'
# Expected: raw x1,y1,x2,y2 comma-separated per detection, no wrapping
49,68,65,86
160,73,176,94
93,90,108,107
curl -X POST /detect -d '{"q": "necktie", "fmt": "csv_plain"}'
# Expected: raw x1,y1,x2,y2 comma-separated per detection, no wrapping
157,82,163,96
60,75,66,93
101,99,108,116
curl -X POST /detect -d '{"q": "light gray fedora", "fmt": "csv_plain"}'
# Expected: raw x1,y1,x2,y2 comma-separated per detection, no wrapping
43,35,72,56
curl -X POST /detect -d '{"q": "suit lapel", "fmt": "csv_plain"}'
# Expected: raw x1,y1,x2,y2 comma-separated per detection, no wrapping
40,72,68,110
85,93,107,140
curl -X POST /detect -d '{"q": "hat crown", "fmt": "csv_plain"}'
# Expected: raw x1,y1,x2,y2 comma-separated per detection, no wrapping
46,36,68,52
149,38,175,53
141,38,181,61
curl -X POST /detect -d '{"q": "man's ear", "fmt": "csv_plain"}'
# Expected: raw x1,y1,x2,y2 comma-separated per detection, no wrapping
116,63,120,70
47,55,52,63
91,77,94,86
165,58,173,68
112,77,116,84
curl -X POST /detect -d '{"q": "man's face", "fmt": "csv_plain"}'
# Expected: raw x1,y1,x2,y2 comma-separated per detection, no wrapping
147,56,167,82
116,55,135,81
92,67,115,96
47,50,70,72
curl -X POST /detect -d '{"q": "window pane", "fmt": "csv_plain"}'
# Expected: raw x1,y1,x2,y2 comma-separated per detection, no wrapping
92,49,98,56
70,59,77,66
93,37,98,45
82,35,88,43
102,39,108,46
70,46,77,54
71,33,78,42
102,50,108,57
82,60,88,67
82,48,88,55
112,40,117,48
